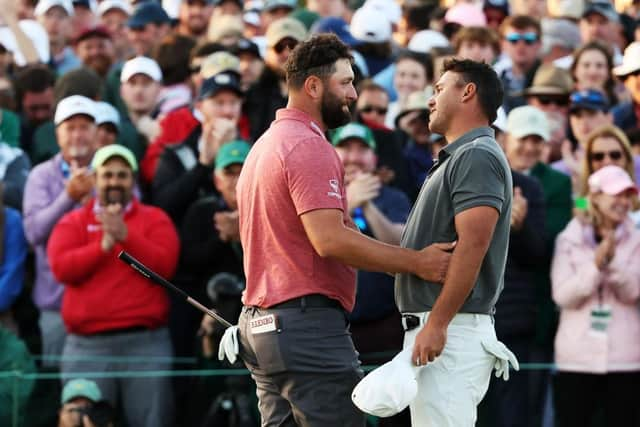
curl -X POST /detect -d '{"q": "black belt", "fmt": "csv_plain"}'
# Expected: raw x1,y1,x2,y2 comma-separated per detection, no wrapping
401,314,421,331
269,294,343,311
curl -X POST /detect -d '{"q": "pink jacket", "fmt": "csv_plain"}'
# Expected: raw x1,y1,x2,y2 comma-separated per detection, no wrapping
551,218,640,373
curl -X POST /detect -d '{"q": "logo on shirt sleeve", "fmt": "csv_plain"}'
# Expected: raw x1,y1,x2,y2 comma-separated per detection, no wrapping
327,179,343,199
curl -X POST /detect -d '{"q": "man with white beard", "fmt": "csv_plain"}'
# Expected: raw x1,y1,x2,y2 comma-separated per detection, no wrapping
22,95,98,368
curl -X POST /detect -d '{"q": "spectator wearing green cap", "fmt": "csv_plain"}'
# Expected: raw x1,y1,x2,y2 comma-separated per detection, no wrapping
331,122,411,404
48,144,179,427
178,140,254,423
58,378,102,427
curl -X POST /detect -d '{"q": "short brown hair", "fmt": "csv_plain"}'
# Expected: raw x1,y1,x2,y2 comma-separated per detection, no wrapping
452,27,501,56
284,34,353,90
500,15,541,36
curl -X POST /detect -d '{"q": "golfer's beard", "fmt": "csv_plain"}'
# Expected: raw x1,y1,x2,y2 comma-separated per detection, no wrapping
321,94,351,130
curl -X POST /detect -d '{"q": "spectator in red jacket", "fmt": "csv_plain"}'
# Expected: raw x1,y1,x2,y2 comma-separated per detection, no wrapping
47,144,180,427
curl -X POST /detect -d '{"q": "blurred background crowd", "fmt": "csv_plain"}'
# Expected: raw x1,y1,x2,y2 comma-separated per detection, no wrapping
1,0,640,425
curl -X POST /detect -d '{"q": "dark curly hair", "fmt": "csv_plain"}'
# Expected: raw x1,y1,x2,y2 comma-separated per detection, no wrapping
284,34,353,90
442,58,503,124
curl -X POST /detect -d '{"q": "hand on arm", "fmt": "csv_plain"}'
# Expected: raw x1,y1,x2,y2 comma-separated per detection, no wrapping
300,208,454,282
412,206,498,366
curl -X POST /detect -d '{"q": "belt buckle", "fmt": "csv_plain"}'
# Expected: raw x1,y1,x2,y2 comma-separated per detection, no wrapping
401,314,420,331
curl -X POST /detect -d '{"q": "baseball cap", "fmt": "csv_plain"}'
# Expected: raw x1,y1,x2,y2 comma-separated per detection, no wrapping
61,379,102,405
588,165,639,195
73,26,112,45
263,0,296,12
483,0,509,14
407,30,450,54
120,56,163,83
444,3,487,26
54,95,96,125
215,140,251,170
35,0,74,16
582,0,619,23
91,144,138,172
395,88,432,128
350,7,392,43
506,106,550,141
352,347,420,417
233,38,262,59
94,101,120,129
199,72,244,99
127,2,171,29
266,17,308,47
613,41,640,77
331,123,376,149
569,89,610,113
363,0,401,24
208,15,245,43
522,64,573,97
200,52,241,79
311,17,361,47
97,0,132,17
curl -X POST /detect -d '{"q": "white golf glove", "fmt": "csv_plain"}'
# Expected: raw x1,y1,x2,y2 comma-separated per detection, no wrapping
482,339,520,381
218,325,239,364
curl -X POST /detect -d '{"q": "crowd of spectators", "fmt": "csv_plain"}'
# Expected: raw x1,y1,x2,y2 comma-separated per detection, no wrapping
1,0,640,426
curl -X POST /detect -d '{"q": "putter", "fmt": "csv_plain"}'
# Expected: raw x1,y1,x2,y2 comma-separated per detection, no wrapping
117,250,233,329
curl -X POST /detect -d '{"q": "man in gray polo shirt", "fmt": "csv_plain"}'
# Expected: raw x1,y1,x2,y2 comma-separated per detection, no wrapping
396,58,519,426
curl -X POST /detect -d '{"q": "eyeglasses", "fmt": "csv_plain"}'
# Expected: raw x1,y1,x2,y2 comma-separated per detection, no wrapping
536,95,569,106
273,39,298,54
505,32,538,45
590,150,623,161
359,105,388,115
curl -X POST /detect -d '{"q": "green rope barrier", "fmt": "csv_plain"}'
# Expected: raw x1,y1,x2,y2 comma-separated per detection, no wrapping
32,355,198,364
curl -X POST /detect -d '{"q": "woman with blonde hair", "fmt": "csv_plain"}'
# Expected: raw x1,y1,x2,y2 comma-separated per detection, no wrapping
578,125,637,197
552,165,640,427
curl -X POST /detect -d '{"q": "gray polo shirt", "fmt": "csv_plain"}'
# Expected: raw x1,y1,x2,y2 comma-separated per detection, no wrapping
395,127,512,315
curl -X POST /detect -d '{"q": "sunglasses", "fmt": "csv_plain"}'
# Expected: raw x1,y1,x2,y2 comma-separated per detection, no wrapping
273,39,298,54
536,95,569,106
505,32,538,45
360,105,388,115
590,150,623,161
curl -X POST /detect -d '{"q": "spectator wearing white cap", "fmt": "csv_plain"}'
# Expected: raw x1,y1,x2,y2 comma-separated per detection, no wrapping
119,56,163,161
22,95,98,370
94,101,120,149
98,0,133,62
350,7,393,78
612,42,640,131
35,0,81,75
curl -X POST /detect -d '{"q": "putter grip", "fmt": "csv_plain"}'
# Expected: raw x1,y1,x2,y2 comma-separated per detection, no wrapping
117,250,189,301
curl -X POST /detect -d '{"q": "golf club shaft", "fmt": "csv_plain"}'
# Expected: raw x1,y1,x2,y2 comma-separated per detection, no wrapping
117,250,233,329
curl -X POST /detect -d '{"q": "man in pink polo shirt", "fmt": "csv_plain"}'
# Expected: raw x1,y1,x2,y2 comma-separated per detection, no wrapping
235,34,454,426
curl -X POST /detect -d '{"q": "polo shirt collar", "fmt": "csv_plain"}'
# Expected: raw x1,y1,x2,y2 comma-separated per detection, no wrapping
275,108,326,139
439,126,495,160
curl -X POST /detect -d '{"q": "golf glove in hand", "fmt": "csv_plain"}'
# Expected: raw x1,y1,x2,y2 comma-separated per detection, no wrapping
218,325,239,364
481,339,520,381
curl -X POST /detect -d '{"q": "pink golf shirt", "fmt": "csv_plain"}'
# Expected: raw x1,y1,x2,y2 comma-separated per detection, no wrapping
237,108,356,311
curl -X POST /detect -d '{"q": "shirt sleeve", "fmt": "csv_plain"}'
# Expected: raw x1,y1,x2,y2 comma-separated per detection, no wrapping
285,138,346,216
447,145,507,215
